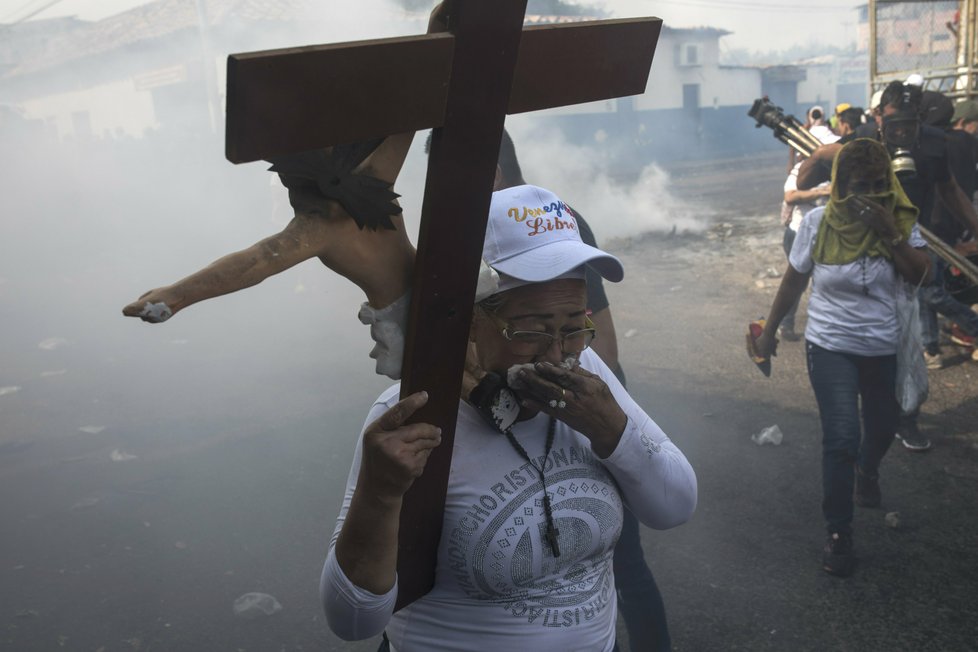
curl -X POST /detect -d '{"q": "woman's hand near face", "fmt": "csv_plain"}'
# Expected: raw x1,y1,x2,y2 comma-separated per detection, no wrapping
516,361,627,458
847,194,931,285
850,195,900,240
360,391,442,502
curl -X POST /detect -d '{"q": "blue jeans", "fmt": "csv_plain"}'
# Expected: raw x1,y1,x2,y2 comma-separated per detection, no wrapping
918,254,978,354
614,507,671,651
806,342,899,535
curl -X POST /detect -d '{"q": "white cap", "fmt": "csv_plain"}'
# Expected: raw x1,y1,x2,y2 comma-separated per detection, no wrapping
482,185,624,292
870,89,884,111
905,73,924,87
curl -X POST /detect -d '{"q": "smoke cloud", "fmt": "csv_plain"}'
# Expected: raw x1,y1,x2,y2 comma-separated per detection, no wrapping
0,0,708,482
0,3,709,648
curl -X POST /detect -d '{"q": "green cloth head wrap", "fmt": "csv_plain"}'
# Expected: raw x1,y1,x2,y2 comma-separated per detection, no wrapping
812,138,918,265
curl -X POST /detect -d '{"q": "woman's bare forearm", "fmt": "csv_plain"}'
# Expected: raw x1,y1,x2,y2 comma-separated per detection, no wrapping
889,242,933,285
762,266,811,339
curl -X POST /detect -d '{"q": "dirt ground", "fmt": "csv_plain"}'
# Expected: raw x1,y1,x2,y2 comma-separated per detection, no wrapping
1,150,977,651
607,151,978,651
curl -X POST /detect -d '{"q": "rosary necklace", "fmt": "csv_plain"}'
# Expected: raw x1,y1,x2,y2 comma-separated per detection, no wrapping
859,257,870,296
503,417,561,557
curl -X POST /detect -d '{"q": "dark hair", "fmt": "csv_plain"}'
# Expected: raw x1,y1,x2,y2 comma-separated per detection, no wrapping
497,128,526,188
837,107,864,130
423,127,527,188
879,81,922,113
477,292,506,314
835,139,891,194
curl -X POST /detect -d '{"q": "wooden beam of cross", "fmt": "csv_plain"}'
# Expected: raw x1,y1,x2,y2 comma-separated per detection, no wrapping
224,0,661,610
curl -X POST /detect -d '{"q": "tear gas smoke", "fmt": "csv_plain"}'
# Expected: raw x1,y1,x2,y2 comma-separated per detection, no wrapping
0,3,706,650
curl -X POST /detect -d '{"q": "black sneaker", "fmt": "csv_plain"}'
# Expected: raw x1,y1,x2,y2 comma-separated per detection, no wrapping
896,422,932,452
854,467,881,508
822,532,854,577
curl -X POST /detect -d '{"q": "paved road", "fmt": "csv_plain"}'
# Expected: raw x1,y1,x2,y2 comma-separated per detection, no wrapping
1,152,976,651
608,196,978,651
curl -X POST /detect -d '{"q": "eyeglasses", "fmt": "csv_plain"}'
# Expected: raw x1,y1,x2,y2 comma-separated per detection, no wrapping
484,310,597,355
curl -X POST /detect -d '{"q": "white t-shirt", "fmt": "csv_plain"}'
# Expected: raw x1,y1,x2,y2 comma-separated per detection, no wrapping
809,123,841,145
789,207,927,356
320,349,697,651
783,163,830,232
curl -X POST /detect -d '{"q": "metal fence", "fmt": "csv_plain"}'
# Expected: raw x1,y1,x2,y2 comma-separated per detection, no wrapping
868,0,978,96
874,0,961,75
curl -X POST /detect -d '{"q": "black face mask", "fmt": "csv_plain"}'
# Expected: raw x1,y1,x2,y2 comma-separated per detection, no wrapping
469,372,521,433
880,110,919,181
881,112,920,149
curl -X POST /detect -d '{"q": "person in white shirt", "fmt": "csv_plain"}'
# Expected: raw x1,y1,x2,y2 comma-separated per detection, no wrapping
780,163,831,339
749,139,931,577
807,105,841,146
322,184,697,651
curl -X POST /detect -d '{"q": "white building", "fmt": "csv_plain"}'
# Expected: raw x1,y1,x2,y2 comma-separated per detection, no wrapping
0,3,777,162
795,53,870,113
541,25,774,162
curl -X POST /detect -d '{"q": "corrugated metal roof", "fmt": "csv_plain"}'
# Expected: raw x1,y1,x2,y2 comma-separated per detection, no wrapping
3,2,725,80
523,15,730,39
3,0,320,78
664,26,731,37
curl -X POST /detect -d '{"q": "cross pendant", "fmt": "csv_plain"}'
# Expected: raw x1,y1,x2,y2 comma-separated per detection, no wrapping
546,524,561,558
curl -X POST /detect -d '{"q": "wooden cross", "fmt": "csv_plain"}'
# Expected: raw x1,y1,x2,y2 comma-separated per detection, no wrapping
224,0,661,609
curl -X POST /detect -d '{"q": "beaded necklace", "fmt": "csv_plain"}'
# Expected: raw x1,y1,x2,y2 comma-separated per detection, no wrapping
503,417,560,557
859,256,870,296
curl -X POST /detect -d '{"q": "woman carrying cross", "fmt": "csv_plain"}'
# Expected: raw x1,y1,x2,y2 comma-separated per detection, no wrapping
321,184,697,650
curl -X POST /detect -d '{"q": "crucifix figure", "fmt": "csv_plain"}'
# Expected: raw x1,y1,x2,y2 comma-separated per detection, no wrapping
123,0,662,609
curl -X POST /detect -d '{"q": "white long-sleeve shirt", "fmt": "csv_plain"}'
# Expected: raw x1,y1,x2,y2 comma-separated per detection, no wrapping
321,349,697,651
